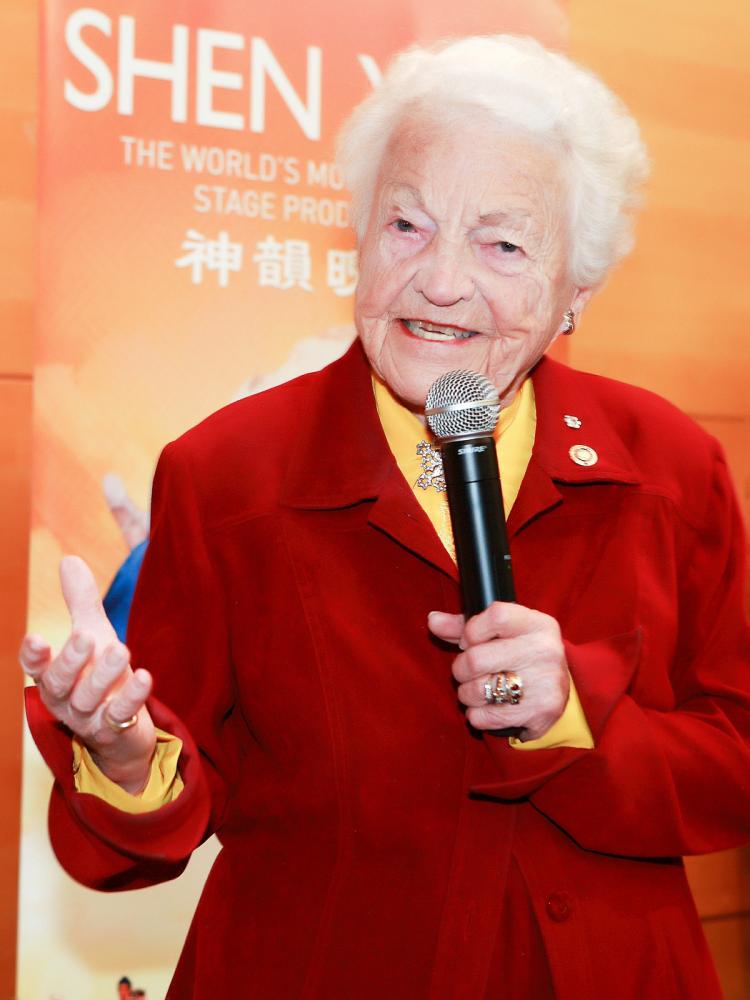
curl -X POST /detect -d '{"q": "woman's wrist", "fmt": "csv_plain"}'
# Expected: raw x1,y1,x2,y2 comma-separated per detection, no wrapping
89,746,155,795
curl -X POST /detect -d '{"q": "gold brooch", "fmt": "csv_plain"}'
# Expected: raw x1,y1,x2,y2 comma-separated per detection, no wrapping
415,440,446,492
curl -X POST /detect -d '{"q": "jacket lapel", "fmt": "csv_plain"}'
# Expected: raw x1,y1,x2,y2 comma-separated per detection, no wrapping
367,463,458,580
281,340,457,580
508,357,642,537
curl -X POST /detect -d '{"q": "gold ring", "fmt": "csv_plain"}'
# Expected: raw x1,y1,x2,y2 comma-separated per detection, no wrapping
104,710,138,732
489,672,524,706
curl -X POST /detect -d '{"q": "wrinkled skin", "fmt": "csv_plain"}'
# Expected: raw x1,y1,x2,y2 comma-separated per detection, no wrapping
19,557,156,792
355,111,591,409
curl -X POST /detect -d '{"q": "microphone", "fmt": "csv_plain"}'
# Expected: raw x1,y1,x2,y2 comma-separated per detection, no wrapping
425,369,516,618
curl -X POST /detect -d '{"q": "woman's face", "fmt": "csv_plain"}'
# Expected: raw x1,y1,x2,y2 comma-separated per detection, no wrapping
354,112,590,409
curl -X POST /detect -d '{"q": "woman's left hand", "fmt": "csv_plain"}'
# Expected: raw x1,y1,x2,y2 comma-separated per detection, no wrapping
428,603,569,739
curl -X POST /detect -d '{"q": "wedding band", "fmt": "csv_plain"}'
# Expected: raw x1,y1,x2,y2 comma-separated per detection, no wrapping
487,672,524,706
104,710,138,732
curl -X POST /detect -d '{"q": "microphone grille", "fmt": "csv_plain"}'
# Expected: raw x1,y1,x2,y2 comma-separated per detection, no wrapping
424,370,501,441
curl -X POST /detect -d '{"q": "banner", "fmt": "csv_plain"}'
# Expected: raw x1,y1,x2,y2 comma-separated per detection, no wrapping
20,3,567,997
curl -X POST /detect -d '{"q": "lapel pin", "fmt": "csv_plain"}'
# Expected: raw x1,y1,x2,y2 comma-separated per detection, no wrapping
569,444,598,467
564,414,582,428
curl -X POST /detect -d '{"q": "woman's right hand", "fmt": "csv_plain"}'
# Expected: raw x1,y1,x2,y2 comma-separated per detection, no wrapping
19,555,156,794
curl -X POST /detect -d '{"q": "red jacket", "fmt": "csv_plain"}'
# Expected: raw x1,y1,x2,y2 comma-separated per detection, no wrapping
27,341,750,998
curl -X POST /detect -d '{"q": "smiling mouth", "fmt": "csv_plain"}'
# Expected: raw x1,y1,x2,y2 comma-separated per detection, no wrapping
402,319,478,341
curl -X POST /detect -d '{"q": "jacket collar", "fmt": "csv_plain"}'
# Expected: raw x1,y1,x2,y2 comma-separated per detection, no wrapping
528,356,641,486
281,338,395,509
281,342,641,569
281,340,456,577
507,355,641,537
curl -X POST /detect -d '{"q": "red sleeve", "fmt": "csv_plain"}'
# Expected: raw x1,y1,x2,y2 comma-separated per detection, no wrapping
25,439,242,889
472,446,750,857
25,690,210,889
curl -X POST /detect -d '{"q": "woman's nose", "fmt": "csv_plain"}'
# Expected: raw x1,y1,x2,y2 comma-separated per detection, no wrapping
412,240,475,307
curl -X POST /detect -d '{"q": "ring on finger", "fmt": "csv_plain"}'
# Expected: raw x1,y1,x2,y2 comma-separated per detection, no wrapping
104,708,138,732
485,671,524,706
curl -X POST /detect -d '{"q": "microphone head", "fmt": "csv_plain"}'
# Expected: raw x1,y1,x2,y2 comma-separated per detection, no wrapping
424,370,501,441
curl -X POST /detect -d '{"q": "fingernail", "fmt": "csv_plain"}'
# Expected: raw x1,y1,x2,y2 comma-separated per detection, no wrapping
72,633,89,654
458,637,467,651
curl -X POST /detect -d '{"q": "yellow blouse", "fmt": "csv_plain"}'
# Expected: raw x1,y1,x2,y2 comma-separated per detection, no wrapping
73,728,183,811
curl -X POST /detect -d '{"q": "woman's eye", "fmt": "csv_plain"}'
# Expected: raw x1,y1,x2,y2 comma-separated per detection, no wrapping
497,240,519,253
393,218,416,233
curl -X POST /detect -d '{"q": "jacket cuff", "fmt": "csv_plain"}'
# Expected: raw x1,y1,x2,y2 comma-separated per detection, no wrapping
470,629,642,799
25,688,211,866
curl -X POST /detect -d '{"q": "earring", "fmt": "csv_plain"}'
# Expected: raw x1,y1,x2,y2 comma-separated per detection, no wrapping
561,309,576,335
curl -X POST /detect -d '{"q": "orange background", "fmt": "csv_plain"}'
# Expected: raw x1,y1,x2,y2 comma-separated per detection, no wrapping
1,0,748,995
568,5,750,993
0,0,35,991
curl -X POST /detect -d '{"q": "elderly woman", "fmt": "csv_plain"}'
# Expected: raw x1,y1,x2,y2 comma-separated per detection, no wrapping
21,35,750,999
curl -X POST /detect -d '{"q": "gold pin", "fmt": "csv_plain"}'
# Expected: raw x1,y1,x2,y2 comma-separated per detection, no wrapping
569,444,598,467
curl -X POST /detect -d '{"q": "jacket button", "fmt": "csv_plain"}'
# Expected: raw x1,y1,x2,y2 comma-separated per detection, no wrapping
545,892,572,922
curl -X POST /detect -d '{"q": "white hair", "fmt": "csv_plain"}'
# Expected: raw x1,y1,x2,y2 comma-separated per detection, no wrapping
336,35,650,288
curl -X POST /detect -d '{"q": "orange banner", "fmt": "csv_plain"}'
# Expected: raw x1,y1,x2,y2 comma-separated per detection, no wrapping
21,3,567,997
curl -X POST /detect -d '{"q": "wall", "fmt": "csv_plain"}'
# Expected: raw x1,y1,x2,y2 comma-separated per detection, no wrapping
0,0,36,991
569,2,750,996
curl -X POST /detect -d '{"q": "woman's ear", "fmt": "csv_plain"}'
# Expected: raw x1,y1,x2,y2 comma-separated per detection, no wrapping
571,286,594,318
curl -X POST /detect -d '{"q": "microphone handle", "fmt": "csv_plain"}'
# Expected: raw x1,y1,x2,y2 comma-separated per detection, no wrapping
441,436,516,619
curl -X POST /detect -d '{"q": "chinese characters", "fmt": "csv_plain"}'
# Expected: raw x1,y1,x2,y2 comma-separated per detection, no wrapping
175,230,357,294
